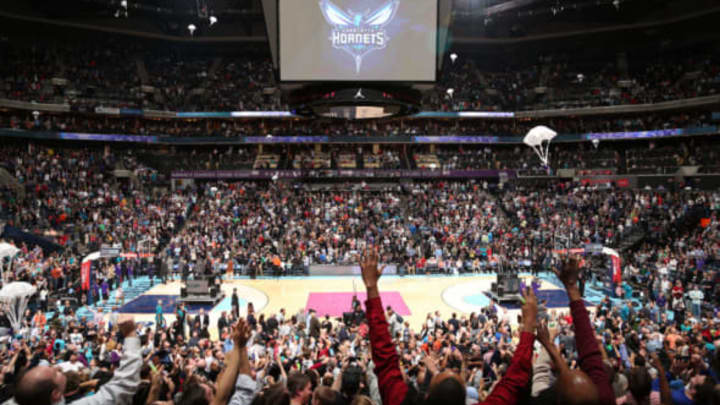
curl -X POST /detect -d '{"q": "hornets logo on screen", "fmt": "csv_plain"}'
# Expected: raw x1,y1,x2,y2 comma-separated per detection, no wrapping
319,0,400,74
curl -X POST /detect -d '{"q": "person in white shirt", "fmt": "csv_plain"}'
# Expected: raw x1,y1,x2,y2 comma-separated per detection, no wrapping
58,352,85,373
69,328,83,346
688,284,705,318
39,288,48,312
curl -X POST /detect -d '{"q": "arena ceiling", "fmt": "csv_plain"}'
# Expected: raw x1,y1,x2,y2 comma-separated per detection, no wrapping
2,0,719,41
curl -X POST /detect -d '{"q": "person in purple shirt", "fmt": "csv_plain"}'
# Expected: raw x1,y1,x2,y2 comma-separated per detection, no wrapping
126,263,133,286
657,292,667,310
91,281,100,306
115,263,123,286
101,279,109,304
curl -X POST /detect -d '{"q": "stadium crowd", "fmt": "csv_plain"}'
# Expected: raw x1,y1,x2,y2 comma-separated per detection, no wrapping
0,139,719,405
2,39,719,112
428,52,720,112
0,142,195,307
3,18,720,405
0,244,720,405
0,109,712,138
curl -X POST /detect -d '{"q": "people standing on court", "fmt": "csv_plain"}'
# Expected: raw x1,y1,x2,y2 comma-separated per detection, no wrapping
247,302,256,329
176,302,186,339
231,288,240,318
217,311,229,332
198,308,210,331
155,299,164,330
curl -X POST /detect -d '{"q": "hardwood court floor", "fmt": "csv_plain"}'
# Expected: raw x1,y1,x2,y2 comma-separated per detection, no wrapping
125,274,565,338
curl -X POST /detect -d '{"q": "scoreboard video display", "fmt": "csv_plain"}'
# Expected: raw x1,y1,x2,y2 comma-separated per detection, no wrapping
279,0,438,82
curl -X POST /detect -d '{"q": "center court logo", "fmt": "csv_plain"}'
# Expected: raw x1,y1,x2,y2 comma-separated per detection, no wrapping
319,0,400,74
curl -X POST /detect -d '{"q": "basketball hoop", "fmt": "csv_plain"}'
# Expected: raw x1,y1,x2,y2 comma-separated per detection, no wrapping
523,126,557,167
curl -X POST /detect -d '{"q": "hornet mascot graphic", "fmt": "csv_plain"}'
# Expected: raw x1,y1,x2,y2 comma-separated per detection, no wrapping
319,0,400,74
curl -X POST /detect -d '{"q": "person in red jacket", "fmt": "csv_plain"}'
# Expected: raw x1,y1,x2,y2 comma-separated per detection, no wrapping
358,247,538,405
545,256,616,405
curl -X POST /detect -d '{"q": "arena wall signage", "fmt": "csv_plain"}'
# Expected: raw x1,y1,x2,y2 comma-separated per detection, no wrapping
0,126,717,145
5,94,720,119
170,169,515,179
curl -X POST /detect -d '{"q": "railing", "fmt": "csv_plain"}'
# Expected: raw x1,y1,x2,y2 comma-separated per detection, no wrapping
1,126,717,145
2,93,720,120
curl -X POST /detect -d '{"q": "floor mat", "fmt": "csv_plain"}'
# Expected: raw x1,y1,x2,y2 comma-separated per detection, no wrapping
306,291,411,317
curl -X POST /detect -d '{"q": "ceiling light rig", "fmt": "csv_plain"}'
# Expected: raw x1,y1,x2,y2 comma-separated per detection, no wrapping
114,0,128,18
551,0,565,16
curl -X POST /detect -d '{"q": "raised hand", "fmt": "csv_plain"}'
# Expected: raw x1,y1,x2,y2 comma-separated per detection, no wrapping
554,255,582,289
358,247,386,291
520,286,538,333
232,318,252,348
118,315,137,338
536,320,552,348
649,352,662,369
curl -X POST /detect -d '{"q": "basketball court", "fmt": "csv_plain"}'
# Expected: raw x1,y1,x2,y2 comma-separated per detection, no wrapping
116,274,577,337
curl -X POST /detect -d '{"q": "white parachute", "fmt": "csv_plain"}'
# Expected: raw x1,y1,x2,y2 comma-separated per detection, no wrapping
523,125,557,167
0,282,37,332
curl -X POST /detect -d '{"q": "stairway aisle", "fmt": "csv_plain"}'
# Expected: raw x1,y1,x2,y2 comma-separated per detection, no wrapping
94,276,155,312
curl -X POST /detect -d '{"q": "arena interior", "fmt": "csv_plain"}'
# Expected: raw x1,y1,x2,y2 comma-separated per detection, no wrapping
0,0,720,404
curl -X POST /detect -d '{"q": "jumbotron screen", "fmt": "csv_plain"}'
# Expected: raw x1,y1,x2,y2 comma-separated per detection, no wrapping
279,0,437,82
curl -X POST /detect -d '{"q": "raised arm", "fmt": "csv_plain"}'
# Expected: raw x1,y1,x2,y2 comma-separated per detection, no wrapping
555,257,614,405
227,322,255,405
481,287,536,405
650,353,672,405
360,247,408,405
76,317,142,405
213,318,251,405
532,321,563,398
274,343,288,386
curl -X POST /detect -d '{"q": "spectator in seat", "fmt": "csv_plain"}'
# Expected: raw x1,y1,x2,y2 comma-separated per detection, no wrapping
11,316,142,405
175,317,255,405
